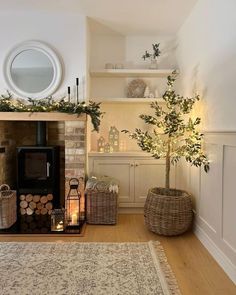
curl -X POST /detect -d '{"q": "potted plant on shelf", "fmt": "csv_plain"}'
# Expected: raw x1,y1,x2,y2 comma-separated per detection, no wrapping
142,43,161,69
122,71,209,236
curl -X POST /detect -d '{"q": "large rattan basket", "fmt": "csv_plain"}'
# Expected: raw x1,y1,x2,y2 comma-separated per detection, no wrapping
144,187,193,236
85,176,119,225
0,184,17,229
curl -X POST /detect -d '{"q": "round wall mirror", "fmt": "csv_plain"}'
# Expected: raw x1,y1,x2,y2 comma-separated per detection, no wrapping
3,41,62,99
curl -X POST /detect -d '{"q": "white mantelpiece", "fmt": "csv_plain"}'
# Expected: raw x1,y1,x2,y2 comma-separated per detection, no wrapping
0,112,86,122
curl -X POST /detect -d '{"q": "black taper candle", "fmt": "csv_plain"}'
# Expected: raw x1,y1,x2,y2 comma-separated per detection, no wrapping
76,78,79,104
68,86,71,102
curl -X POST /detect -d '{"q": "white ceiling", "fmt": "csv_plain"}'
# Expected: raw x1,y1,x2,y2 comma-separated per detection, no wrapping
0,0,198,35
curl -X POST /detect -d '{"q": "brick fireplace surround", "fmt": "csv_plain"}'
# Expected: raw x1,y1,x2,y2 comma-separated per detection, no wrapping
0,112,86,235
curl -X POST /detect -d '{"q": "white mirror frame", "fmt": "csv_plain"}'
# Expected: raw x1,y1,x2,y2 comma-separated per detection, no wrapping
3,40,62,99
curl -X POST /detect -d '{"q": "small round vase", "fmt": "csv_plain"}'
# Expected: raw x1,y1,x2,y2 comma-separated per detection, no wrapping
149,57,158,69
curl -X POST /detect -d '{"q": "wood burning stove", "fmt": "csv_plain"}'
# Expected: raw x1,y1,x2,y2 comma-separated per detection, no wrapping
17,121,60,207
17,146,60,201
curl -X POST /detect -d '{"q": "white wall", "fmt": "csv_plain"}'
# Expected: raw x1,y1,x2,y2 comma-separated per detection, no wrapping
0,10,87,101
176,0,236,132
125,35,177,69
176,0,236,283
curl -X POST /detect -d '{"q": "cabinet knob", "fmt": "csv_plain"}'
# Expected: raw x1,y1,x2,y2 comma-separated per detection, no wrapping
130,163,134,167
135,163,139,167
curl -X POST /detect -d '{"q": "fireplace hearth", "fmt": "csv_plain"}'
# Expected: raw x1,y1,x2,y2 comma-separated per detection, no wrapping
0,113,86,235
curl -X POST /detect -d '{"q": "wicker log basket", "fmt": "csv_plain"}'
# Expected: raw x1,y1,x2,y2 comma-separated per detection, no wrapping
0,184,17,229
144,187,193,236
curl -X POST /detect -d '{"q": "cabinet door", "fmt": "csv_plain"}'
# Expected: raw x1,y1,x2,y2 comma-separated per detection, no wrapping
134,160,175,203
93,159,135,203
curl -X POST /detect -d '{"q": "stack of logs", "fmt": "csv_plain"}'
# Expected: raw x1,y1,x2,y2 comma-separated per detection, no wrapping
19,194,53,215
20,215,51,233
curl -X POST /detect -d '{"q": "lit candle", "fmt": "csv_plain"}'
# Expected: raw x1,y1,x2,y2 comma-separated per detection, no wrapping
71,213,77,225
56,221,64,231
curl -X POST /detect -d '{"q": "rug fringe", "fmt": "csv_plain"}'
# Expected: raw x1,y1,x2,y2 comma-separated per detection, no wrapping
149,241,182,295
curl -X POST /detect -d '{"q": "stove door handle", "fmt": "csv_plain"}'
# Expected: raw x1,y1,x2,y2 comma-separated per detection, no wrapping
46,162,50,177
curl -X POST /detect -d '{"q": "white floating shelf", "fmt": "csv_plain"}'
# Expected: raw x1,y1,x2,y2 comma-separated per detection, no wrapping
90,69,175,78
94,98,165,104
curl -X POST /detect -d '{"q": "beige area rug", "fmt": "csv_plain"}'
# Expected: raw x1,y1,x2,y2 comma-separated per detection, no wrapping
0,241,181,295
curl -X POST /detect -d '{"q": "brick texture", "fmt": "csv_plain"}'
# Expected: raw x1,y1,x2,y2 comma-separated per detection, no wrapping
0,119,86,210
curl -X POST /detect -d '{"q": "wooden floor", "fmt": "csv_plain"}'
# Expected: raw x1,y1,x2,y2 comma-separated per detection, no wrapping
0,214,235,295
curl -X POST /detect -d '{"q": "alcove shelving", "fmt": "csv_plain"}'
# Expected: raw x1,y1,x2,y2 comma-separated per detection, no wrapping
87,19,178,209
90,69,173,78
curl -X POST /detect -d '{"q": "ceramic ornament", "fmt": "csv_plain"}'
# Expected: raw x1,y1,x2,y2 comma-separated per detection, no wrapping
149,92,155,98
155,88,160,98
97,136,105,152
104,143,113,153
144,86,150,98
109,126,119,152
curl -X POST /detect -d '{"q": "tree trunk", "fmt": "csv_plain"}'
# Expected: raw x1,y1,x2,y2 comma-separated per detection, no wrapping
165,141,171,190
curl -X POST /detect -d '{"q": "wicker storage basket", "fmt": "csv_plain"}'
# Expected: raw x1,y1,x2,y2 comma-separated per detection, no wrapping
0,184,17,229
144,187,193,236
86,176,118,225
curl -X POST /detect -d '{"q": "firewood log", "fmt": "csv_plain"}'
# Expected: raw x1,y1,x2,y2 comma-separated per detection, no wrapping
20,200,28,209
48,209,52,215
26,207,34,215
40,196,48,204
19,195,26,201
37,203,43,210
26,215,33,223
25,194,33,202
29,222,37,230
33,195,40,203
20,208,26,215
41,208,48,215
47,194,53,201
45,202,53,210
21,223,28,231
35,209,41,215
29,201,37,210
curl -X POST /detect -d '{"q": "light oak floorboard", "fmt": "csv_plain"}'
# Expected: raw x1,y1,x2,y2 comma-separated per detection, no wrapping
0,214,235,295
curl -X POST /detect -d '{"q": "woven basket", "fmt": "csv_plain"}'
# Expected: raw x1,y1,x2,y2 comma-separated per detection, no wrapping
0,184,17,229
144,187,193,236
86,191,118,224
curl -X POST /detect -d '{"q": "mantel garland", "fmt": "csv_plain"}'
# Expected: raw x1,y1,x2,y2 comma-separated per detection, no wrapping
0,91,103,131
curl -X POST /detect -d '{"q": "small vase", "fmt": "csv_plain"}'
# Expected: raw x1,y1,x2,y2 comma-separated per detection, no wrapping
149,57,158,70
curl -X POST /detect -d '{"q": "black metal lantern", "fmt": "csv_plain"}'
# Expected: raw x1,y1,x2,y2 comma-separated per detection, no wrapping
66,178,81,228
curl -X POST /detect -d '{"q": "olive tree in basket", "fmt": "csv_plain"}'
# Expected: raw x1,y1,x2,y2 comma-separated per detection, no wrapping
122,71,209,235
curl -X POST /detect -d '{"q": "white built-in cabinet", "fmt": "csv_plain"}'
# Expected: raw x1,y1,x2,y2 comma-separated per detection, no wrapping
88,153,176,207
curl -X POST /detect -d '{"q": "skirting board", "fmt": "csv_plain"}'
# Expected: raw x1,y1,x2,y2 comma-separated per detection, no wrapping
194,223,236,284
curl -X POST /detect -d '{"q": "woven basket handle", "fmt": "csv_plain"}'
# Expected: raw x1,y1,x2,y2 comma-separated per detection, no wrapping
0,184,10,192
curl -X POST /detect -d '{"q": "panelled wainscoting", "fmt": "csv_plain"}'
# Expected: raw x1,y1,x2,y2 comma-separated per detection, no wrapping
176,132,236,284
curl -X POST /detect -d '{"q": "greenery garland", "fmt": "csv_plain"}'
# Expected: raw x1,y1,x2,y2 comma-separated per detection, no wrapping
0,91,103,131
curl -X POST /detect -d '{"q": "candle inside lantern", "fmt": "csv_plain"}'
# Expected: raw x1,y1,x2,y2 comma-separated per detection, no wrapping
56,221,64,231
71,213,77,225
51,209,66,232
